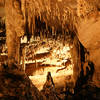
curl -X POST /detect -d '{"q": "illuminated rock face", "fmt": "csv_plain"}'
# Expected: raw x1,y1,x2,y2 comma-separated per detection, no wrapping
77,0,100,87
77,0,98,17
5,0,24,66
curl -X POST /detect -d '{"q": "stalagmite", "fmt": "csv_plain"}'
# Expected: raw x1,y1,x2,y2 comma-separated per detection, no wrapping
22,47,26,71
5,0,24,67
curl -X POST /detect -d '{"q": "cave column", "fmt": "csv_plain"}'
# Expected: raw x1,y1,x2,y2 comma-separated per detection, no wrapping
72,36,82,84
5,0,25,67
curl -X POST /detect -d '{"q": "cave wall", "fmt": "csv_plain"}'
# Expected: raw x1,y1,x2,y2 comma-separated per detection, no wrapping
77,0,100,87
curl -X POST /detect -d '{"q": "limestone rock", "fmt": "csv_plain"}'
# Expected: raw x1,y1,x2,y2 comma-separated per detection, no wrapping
0,64,46,100
41,72,59,100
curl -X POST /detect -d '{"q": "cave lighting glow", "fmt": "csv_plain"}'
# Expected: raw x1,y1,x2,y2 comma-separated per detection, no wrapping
24,39,73,90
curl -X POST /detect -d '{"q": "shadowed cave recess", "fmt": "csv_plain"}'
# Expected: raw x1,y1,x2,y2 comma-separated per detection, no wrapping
0,0,100,100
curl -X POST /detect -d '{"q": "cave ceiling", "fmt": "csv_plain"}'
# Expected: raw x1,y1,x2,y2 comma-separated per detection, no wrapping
20,0,77,38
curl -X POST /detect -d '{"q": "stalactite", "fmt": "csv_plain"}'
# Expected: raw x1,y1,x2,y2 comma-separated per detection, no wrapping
20,0,77,43
31,16,34,35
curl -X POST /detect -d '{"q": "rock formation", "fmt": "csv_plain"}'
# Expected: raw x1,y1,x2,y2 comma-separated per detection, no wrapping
77,0,100,88
5,0,24,67
0,64,46,100
0,0,99,99
41,72,59,100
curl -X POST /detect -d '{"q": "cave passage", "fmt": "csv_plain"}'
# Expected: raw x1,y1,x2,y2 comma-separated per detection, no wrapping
0,0,100,100
22,37,73,90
